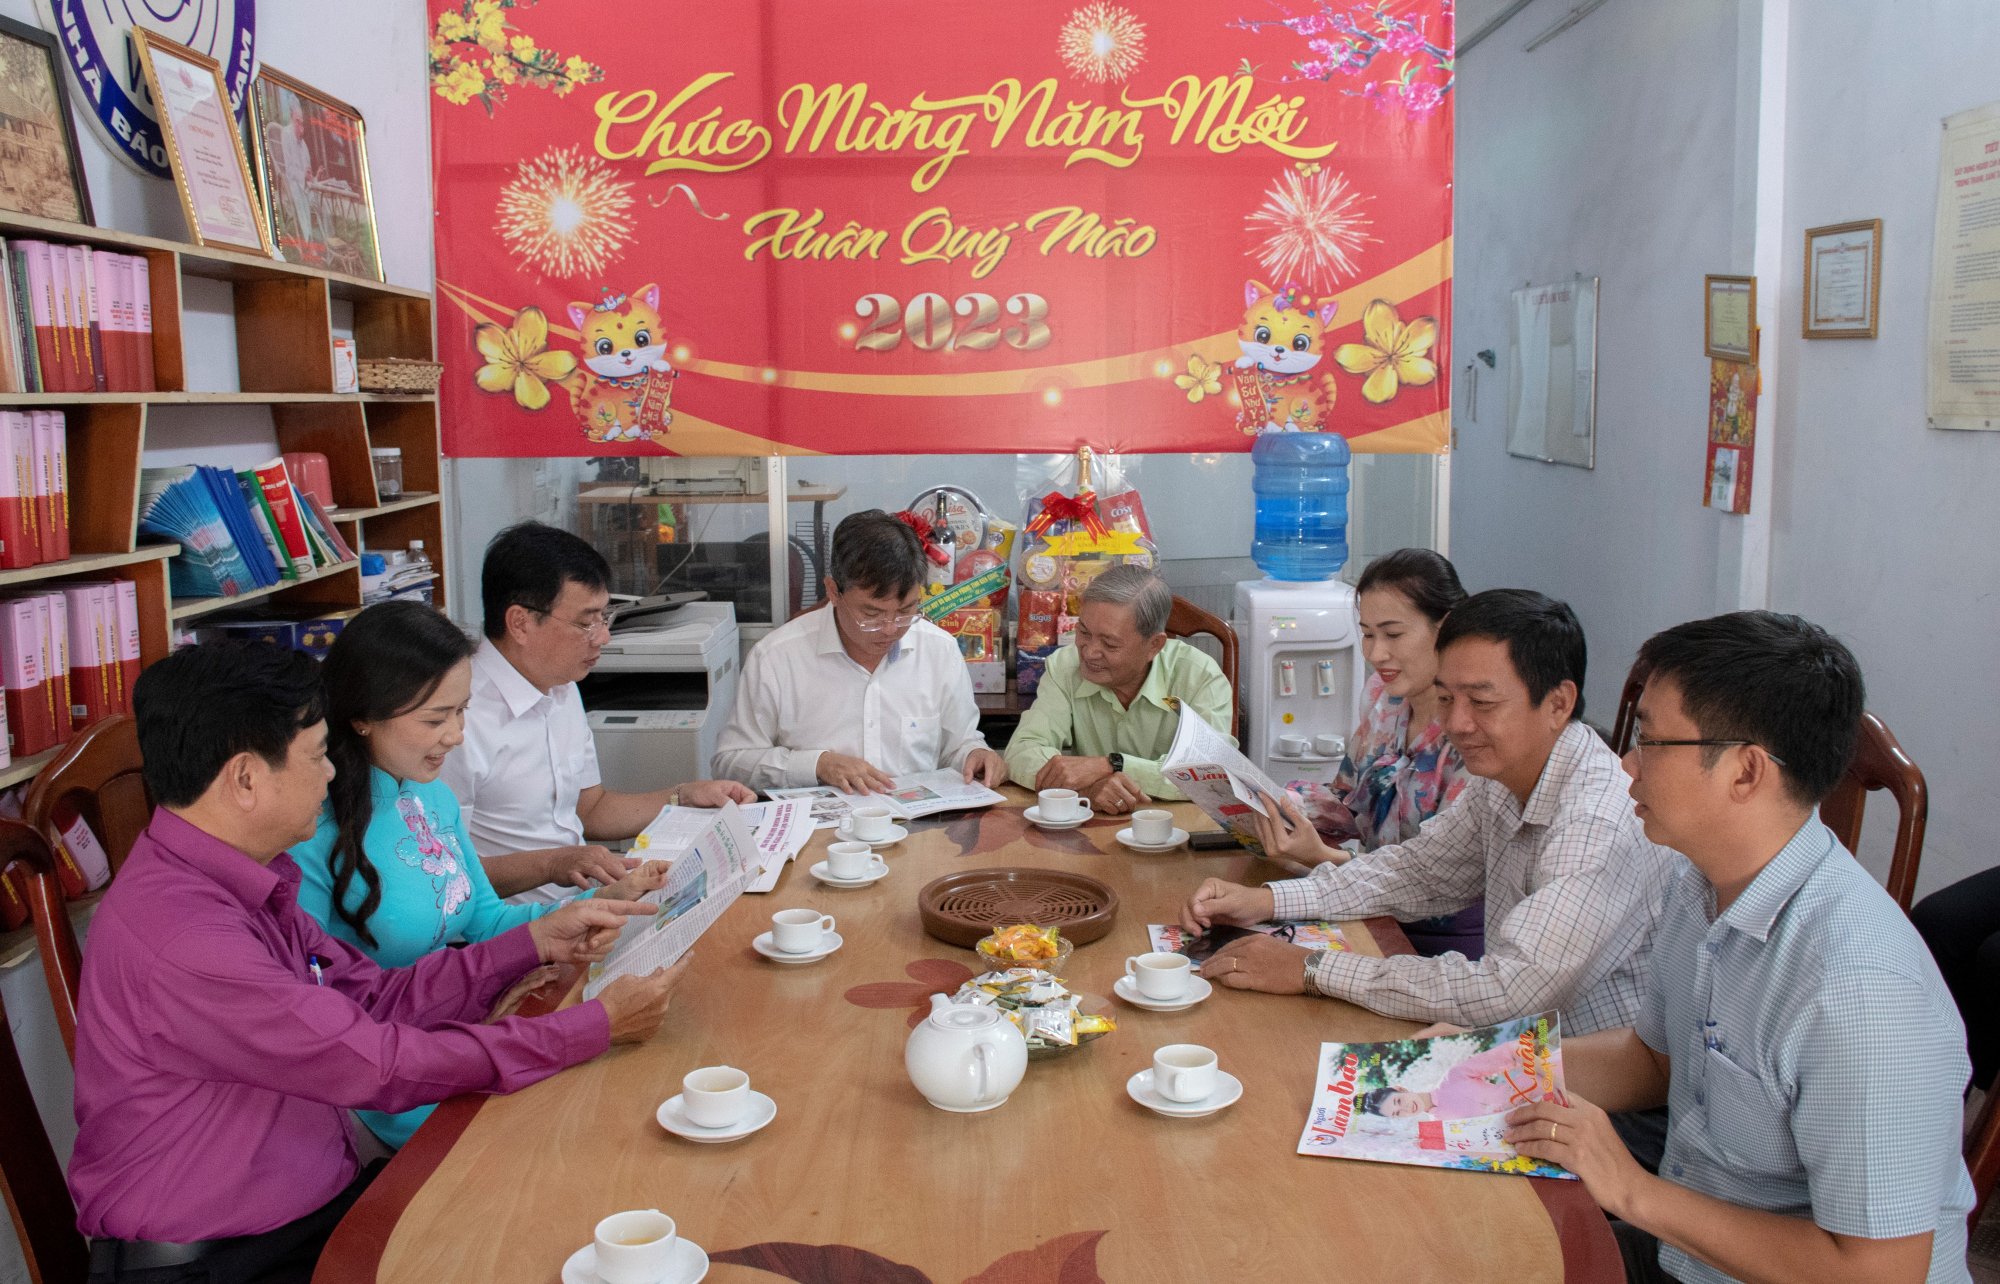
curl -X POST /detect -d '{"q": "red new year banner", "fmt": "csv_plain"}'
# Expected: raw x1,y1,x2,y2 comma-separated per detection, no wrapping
429,0,1453,456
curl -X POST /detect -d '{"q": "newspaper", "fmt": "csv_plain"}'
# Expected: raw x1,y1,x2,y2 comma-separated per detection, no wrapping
1148,921,1348,962
1159,702,1295,856
768,768,1004,824
583,802,757,999
1296,1012,1574,1180
634,799,811,893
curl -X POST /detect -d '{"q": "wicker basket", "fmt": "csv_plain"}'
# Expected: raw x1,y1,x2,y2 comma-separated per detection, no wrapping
356,358,444,394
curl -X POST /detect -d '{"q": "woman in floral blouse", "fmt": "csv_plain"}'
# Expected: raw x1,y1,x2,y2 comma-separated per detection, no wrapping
1285,548,1483,958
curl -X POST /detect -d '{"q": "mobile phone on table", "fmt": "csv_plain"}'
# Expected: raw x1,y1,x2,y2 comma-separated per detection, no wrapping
1187,829,1243,851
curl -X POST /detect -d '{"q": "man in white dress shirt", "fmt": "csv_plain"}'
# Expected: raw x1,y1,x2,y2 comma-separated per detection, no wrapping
441,522,753,903
714,509,1008,793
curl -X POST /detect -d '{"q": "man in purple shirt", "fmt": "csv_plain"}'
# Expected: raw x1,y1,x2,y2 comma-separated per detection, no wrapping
68,641,686,1283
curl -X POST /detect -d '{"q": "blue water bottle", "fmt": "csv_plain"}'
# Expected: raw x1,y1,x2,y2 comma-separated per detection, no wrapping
1250,432,1351,581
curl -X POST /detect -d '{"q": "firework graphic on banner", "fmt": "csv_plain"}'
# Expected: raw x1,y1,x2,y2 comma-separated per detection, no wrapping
495,146,635,280
1246,167,1374,289
1058,3,1148,83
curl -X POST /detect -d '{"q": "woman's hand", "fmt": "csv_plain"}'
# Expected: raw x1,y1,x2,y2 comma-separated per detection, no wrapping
1249,791,1344,867
597,859,669,903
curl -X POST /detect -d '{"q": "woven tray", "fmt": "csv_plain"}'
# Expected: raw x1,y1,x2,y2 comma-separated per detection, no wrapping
357,358,444,393
918,867,1119,948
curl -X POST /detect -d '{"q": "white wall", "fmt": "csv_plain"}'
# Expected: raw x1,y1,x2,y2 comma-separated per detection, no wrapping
1450,0,1742,723
0,4,434,1277
1768,0,2000,897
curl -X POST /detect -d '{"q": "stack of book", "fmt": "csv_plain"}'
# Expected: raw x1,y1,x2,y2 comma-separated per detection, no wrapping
0,239,156,393
0,410,70,569
0,580,138,764
139,457,357,601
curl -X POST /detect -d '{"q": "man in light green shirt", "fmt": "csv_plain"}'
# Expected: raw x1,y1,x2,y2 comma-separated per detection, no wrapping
1005,566,1235,814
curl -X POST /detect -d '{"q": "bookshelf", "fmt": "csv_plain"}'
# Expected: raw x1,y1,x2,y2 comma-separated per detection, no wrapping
0,208,445,776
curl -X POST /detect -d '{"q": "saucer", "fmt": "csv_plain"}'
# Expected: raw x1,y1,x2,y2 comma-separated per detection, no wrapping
1113,973,1214,1012
835,822,907,847
1117,826,1189,852
810,857,889,887
751,930,843,964
562,1237,708,1284
1126,1068,1244,1118
656,1089,778,1143
1024,805,1088,830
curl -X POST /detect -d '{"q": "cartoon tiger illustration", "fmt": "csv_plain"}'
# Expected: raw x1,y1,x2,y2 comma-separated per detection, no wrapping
1233,279,1338,434
559,283,678,445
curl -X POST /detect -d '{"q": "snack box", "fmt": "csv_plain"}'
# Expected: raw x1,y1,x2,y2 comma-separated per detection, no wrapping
197,615,346,660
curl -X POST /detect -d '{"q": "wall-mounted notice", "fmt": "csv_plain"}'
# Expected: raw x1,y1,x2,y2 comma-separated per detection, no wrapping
1929,101,2000,431
1506,277,1598,469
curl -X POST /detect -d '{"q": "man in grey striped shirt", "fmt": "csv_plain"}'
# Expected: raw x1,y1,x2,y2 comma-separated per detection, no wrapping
1184,589,1678,1036
1507,612,1972,1284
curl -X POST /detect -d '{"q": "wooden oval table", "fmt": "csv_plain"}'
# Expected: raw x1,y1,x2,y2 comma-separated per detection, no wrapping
319,793,1620,1283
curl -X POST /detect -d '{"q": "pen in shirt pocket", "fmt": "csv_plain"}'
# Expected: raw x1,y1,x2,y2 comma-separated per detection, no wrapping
309,954,326,987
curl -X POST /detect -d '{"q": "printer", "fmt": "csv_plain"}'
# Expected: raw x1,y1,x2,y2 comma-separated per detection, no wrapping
578,601,739,791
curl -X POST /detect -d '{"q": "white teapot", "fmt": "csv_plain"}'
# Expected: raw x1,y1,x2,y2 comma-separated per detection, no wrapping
905,994,1028,1113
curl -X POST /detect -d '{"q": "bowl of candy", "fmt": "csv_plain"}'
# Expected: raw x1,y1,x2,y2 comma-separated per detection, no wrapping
976,923,1073,976
950,967,1115,1059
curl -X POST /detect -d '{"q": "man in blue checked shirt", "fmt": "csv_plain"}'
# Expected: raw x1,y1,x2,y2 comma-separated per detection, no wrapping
1506,612,1972,1284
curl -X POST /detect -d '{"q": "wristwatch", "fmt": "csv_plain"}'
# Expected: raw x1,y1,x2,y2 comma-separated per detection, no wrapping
1106,752,1124,774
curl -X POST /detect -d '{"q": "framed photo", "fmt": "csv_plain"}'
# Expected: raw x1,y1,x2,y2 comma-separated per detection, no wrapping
1704,274,1756,363
1803,219,1882,339
247,65,383,280
132,28,272,256
0,14,93,224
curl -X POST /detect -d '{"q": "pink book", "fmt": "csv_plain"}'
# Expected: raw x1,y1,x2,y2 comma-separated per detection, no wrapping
0,412,30,571
41,591,70,743
72,246,103,392
28,412,60,563
113,580,139,711
41,410,68,562
131,256,156,391
20,242,63,392
60,584,110,728
92,250,129,392
0,597,47,758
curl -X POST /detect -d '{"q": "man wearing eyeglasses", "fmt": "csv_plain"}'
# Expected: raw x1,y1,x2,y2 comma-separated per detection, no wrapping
714,509,1007,793
442,522,754,904
1501,612,1972,1284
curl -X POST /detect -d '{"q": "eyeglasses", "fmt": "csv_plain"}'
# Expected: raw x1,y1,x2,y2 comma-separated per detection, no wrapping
845,608,923,634
532,608,610,639
1633,738,1787,768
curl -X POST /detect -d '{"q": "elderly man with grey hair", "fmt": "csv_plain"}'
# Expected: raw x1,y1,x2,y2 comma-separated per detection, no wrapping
1004,566,1235,815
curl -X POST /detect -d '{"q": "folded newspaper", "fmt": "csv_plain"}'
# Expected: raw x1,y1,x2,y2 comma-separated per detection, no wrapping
634,798,811,893
1296,1012,1575,1179
583,802,757,999
1159,702,1295,856
768,768,1004,827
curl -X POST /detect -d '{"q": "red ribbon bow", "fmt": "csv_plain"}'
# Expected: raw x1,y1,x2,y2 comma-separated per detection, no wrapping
892,510,954,566
1025,490,1110,540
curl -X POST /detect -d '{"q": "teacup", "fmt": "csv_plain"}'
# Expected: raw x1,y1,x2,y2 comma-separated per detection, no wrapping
826,840,874,880
593,1208,678,1284
1153,1043,1219,1104
1313,733,1345,757
1130,809,1174,845
1277,733,1311,757
1125,951,1192,1001
849,806,894,841
682,1064,751,1129
771,908,836,953
1037,788,1091,822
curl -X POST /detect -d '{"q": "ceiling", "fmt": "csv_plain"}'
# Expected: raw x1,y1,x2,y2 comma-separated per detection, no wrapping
1454,0,1537,48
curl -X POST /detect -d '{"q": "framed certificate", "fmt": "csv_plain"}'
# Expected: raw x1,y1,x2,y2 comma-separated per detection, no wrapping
1704,274,1756,363
133,28,273,256
1803,219,1881,339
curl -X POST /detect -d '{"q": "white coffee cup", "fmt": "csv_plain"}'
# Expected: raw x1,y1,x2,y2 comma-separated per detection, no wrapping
1277,733,1311,757
1130,808,1174,845
826,840,873,880
681,1064,751,1129
1037,788,1091,822
593,1208,678,1284
1125,951,1192,1000
1153,1043,1219,1103
849,806,894,841
771,907,836,953
1313,733,1345,757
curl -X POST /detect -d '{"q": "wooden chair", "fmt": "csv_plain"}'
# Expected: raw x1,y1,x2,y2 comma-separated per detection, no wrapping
1165,596,1240,740
19,715,151,1060
1817,712,1925,912
0,823,88,1284
1608,662,1647,756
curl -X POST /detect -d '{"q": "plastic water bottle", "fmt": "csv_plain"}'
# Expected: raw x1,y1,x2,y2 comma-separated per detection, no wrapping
1251,432,1351,581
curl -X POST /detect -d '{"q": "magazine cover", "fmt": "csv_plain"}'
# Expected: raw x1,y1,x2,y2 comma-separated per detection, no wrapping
1149,921,1348,961
1159,701,1292,856
1296,1012,1575,1180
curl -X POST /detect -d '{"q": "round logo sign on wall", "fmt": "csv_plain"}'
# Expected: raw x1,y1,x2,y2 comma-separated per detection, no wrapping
37,0,257,180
